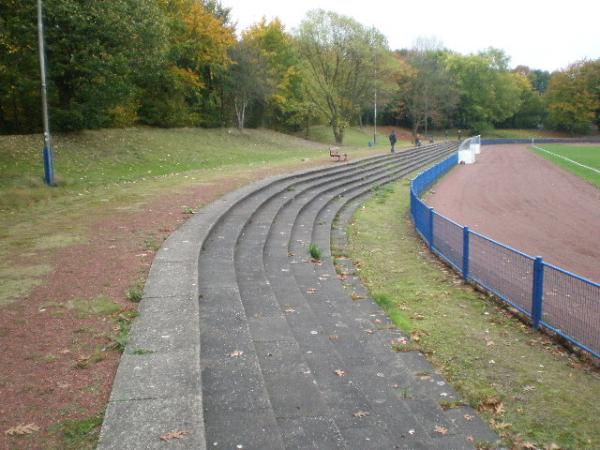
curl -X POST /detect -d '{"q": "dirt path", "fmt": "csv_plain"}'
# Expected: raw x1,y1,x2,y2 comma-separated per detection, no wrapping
426,144,600,282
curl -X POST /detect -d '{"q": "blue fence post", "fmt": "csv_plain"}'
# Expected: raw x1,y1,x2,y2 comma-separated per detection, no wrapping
462,226,470,281
428,207,434,250
531,257,544,329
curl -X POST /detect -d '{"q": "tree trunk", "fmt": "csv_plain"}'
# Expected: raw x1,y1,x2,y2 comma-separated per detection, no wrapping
305,114,310,139
234,99,247,130
333,125,344,144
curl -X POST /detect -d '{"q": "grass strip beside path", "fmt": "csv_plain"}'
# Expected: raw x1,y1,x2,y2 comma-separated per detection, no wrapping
346,178,600,450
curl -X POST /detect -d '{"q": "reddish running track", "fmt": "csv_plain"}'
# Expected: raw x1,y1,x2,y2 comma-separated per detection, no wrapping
425,144,600,283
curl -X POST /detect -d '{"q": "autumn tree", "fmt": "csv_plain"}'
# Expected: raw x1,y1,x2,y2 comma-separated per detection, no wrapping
545,59,600,134
502,72,546,129
395,41,458,138
296,10,388,144
238,19,308,130
141,0,235,127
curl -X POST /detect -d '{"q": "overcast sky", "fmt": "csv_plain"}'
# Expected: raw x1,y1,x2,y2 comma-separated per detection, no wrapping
221,0,600,72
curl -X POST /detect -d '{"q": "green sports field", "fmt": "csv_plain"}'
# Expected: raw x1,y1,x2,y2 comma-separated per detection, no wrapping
531,144,600,188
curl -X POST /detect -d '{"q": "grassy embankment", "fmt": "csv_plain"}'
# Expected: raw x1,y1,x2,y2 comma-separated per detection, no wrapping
346,178,600,450
531,144,600,188
0,126,386,307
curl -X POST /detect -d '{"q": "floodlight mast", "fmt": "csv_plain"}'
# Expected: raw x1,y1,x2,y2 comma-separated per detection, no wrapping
37,0,54,186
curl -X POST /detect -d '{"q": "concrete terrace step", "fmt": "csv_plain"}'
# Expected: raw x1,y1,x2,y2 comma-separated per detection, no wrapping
98,144,499,450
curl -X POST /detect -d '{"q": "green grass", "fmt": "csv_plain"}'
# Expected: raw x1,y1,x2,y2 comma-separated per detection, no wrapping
70,296,122,317
481,129,572,139
308,243,323,261
531,144,600,188
126,282,144,303
49,412,104,450
0,127,334,209
347,178,600,449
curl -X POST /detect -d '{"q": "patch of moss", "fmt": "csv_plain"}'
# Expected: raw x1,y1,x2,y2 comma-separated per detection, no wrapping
70,296,122,317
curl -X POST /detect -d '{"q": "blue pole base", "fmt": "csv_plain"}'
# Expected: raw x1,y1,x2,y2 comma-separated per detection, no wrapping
43,145,54,186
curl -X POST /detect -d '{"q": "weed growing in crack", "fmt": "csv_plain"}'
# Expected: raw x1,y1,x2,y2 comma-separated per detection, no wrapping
308,243,322,261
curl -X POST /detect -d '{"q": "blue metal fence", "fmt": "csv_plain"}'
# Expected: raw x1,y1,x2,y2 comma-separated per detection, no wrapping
410,153,600,359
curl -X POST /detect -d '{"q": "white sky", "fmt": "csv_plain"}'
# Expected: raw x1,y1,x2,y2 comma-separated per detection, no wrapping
221,0,600,72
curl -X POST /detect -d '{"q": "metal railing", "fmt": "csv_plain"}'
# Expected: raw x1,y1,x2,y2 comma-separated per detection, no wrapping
410,150,600,359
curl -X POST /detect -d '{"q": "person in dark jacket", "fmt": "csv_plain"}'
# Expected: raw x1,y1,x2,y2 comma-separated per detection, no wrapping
389,130,397,153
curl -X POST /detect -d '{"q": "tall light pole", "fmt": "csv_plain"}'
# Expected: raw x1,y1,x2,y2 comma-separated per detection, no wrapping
37,0,54,186
373,88,377,145
373,48,377,145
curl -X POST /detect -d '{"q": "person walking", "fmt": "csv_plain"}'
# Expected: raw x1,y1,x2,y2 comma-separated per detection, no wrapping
389,130,397,153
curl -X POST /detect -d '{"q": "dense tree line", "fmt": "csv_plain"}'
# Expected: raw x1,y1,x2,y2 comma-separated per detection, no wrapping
1,3,598,140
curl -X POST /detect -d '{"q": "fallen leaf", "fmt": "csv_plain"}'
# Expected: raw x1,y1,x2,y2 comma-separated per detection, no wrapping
463,414,474,421
229,350,244,358
414,313,425,320
284,308,296,314
434,425,448,435
523,385,536,392
411,330,425,342
328,335,339,341
353,410,369,418
365,329,374,335
334,369,346,377
160,431,189,441
351,292,365,301
306,288,317,294
486,340,495,347
492,421,512,430
520,442,538,450
479,396,505,415
4,424,40,436
374,319,382,324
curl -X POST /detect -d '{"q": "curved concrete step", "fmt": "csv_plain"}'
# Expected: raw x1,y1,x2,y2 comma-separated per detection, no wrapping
199,146,455,449
99,143,499,450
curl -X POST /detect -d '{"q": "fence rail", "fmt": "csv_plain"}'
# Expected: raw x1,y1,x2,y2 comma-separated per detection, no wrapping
410,151,600,359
